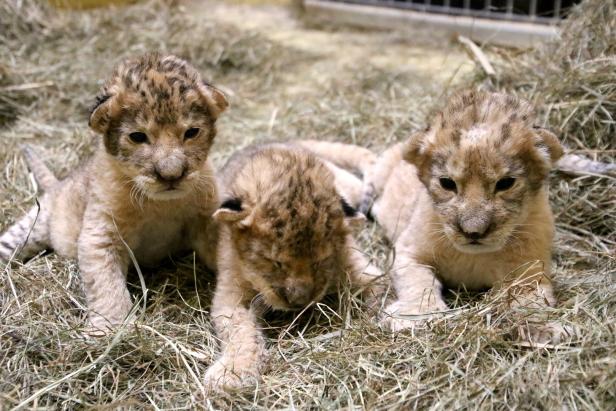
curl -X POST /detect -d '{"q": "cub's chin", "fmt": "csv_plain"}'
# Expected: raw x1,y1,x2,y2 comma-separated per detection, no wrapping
146,187,189,201
447,232,508,254
452,241,504,255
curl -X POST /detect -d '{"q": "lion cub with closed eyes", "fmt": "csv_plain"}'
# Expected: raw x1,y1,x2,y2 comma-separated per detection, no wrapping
204,143,382,391
0,53,227,332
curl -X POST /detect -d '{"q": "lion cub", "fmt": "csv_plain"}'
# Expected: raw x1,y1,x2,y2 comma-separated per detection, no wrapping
308,91,568,344
204,143,382,391
0,53,227,332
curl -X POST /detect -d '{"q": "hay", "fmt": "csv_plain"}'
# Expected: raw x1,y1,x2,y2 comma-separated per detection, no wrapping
1,0,614,409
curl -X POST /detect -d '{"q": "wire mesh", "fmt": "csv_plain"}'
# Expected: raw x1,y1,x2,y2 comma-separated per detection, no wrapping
323,0,582,23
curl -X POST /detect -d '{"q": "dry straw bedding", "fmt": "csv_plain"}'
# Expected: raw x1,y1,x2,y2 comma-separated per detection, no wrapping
0,0,614,409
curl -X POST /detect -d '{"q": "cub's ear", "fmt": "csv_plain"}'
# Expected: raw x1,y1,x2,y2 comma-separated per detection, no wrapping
214,198,255,229
533,127,564,166
402,131,425,167
213,198,246,222
341,198,365,227
198,81,229,120
403,131,432,183
89,93,118,134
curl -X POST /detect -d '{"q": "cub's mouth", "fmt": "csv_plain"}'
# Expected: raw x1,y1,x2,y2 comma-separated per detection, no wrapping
450,233,507,254
147,183,189,200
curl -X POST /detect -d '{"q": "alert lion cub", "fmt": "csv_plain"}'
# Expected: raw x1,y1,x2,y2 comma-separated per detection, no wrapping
0,53,227,332
204,143,382,391
309,90,569,344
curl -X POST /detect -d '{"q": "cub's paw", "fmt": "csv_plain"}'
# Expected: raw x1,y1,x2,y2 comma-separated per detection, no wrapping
203,359,259,393
518,321,574,346
359,183,377,216
379,300,447,333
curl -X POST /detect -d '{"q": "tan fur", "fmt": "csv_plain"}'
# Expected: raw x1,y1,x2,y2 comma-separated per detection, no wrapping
0,53,227,332
295,139,379,212
204,143,382,391
305,90,569,344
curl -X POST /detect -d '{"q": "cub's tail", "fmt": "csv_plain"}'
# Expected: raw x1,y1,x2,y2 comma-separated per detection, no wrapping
0,147,56,262
21,145,59,192
0,199,52,262
557,154,616,176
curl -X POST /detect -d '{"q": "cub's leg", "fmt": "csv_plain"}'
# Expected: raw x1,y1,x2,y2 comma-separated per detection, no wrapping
0,194,53,262
360,142,406,215
380,249,447,332
295,139,377,176
204,274,268,391
77,206,133,332
344,237,385,308
296,140,378,211
323,161,364,208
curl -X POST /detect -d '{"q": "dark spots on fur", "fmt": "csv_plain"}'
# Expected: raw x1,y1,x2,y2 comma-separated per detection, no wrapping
155,88,170,101
272,218,285,231
501,123,511,141
189,102,212,120
450,129,461,145
124,75,134,89
220,198,243,211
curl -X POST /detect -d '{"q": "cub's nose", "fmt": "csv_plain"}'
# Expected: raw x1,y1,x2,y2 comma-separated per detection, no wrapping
154,164,187,183
463,230,485,241
458,217,491,241
276,285,314,307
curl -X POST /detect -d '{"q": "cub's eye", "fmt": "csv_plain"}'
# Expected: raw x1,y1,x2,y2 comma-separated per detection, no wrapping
128,132,148,144
184,127,200,139
495,177,516,192
439,177,457,192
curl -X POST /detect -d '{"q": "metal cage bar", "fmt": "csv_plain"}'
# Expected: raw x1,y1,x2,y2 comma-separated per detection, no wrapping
324,0,581,24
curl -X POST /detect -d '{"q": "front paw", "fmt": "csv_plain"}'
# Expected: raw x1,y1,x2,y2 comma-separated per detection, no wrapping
203,359,260,393
517,321,573,346
379,299,447,332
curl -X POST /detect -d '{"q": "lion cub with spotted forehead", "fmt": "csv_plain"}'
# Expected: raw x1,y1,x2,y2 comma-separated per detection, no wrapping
310,90,568,344
204,143,382,391
0,53,227,332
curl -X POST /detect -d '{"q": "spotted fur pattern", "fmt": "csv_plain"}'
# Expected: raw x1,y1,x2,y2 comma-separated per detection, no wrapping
303,90,571,345
0,53,226,333
204,143,382,391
